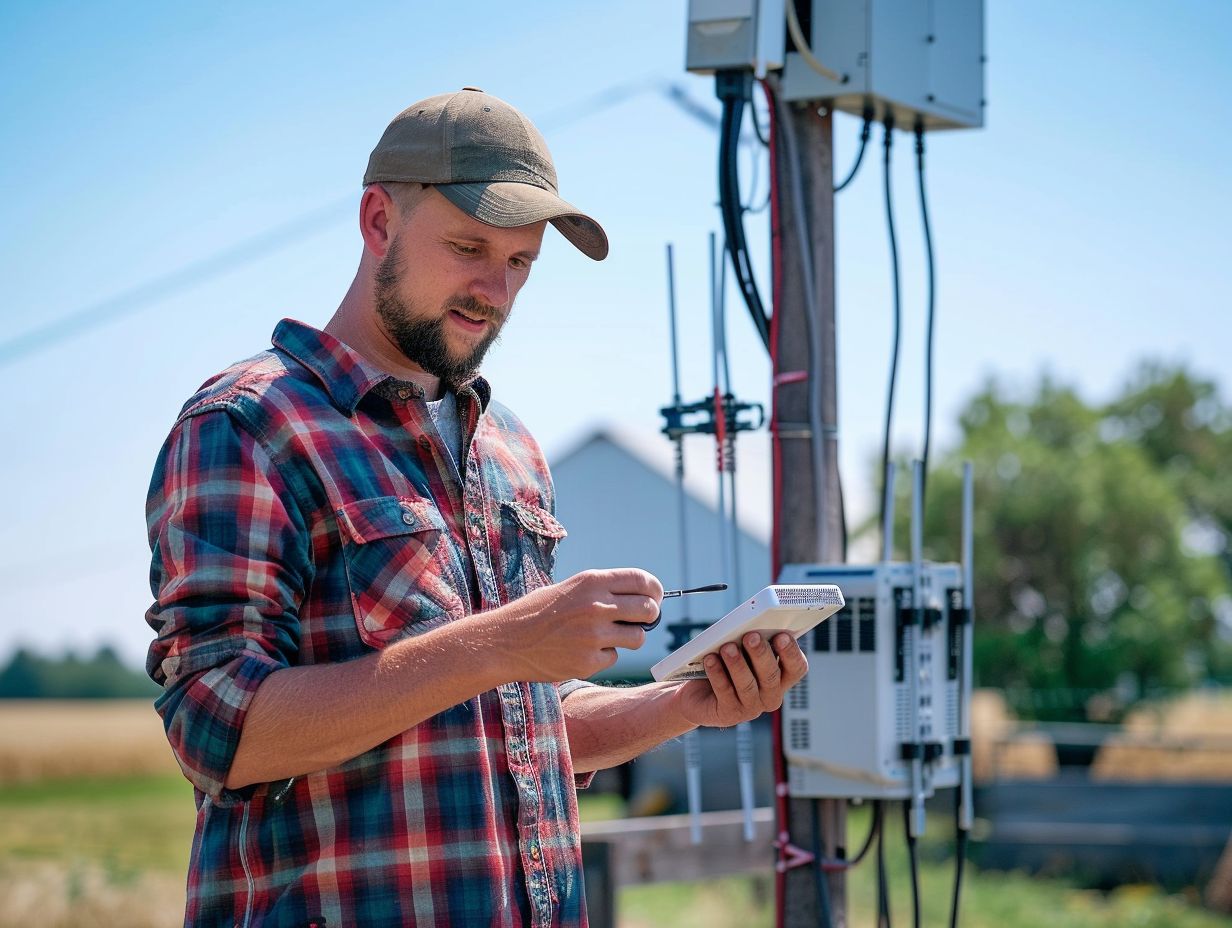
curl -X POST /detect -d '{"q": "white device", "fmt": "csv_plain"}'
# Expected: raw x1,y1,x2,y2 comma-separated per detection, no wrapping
651,584,844,682
780,0,985,130
685,0,786,76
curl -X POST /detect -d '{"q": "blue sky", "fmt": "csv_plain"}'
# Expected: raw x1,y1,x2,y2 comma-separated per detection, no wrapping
1,1,1229,667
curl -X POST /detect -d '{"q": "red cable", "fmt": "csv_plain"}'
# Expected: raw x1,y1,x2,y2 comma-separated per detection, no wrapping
763,75,791,928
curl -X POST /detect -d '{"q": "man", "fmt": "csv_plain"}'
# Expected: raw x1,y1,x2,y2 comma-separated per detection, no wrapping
146,87,807,928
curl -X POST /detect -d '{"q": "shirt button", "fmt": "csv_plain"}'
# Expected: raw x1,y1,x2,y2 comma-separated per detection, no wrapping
418,436,432,450
397,388,412,400
402,512,416,525
530,843,541,862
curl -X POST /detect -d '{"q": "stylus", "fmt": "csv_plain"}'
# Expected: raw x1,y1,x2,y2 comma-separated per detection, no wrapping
636,583,729,631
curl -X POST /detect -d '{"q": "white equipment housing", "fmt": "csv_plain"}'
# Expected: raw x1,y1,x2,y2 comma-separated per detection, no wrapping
685,0,786,76
778,561,970,799
781,0,985,130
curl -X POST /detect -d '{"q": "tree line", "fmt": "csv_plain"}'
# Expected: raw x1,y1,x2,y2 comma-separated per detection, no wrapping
0,645,158,699
896,361,1232,721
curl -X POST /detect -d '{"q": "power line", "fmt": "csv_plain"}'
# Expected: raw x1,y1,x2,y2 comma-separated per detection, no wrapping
0,195,355,369
0,75,726,370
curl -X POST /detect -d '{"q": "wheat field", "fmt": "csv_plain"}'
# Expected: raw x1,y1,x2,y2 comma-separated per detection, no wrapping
0,700,190,927
0,699,179,784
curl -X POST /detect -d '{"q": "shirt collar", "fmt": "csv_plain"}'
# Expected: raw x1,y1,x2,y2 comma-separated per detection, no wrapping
271,318,491,414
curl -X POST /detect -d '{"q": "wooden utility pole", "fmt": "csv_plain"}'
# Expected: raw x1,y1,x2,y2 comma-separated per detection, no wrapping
768,76,848,927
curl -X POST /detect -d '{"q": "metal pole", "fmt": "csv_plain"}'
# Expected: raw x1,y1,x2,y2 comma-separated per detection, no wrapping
960,462,975,830
714,232,758,844
666,244,692,594
908,460,926,838
667,241,705,846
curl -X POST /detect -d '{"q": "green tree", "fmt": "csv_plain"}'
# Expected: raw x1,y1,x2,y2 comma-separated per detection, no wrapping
886,365,1232,721
0,645,159,699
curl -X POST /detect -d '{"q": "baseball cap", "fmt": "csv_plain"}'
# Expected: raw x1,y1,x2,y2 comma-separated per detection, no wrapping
363,87,609,261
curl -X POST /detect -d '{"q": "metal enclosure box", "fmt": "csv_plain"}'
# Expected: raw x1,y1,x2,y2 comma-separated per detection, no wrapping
779,562,967,799
781,0,985,130
686,0,786,75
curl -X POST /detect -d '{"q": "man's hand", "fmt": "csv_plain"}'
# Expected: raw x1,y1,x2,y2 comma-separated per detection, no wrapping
484,568,663,683
669,631,808,728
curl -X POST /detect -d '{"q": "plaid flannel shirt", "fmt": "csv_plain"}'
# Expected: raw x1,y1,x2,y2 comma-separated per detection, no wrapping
146,319,592,928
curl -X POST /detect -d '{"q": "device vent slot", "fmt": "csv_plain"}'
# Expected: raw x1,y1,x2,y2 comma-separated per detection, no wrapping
813,618,832,652
859,615,876,652
895,686,912,741
788,671,809,711
947,682,959,736
789,717,810,751
947,594,962,680
776,587,845,606
836,612,854,652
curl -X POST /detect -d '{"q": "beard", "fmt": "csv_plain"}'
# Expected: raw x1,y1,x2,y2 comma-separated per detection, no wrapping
373,239,506,387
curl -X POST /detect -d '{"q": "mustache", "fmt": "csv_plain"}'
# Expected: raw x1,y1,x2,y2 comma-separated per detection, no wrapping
446,296,505,324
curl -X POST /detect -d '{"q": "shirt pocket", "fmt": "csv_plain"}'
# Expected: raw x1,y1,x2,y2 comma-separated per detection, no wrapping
499,500,567,599
337,496,465,649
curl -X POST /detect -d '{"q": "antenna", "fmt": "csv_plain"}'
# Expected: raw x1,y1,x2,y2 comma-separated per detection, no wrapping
907,459,926,838
959,462,975,831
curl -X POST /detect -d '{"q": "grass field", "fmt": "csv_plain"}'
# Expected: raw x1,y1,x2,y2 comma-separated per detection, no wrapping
2,701,1230,927
1,773,1229,928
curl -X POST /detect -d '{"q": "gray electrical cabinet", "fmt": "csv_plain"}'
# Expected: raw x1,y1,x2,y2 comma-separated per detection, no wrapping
685,0,786,75
781,0,985,130
778,562,969,800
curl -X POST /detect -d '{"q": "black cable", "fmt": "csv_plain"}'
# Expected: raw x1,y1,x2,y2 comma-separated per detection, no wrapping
749,98,770,148
833,108,873,193
716,72,771,351
838,477,849,562
740,111,767,214
877,809,892,928
878,115,901,552
904,802,921,928
725,95,772,347
950,797,968,928
846,799,882,867
915,122,936,513
810,799,835,928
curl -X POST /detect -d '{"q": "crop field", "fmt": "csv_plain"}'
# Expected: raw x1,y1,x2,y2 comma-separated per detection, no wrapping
2,701,1230,927
0,699,179,784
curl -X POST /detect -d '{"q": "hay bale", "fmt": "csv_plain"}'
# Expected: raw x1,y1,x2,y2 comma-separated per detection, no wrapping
970,690,1057,781
1094,690,1232,782
1123,690,1232,738
1091,737,1232,782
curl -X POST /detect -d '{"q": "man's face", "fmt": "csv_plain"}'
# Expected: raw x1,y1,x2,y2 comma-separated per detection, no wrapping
373,190,546,386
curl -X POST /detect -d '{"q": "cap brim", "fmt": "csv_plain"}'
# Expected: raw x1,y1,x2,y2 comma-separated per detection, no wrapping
436,181,609,261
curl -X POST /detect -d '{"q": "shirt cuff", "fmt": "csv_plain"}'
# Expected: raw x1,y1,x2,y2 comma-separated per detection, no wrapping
557,679,598,789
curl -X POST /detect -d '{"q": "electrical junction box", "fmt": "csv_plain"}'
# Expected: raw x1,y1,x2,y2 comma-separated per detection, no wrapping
778,562,969,799
781,0,985,130
686,0,786,76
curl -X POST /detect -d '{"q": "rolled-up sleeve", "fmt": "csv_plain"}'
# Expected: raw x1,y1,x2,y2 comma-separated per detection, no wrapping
145,407,312,798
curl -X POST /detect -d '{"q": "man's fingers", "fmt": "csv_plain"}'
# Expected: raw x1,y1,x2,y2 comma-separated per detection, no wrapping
610,593,660,625
720,642,761,707
741,632,782,691
606,622,647,651
592,567,664,602
702,652,740,708
772,633,809,686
